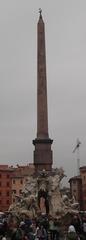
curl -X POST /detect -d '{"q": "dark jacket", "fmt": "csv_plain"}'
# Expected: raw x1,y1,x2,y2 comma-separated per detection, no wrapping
66,232,79,240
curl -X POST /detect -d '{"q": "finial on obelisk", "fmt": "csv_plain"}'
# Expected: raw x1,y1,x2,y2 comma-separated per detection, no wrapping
39,8,42,19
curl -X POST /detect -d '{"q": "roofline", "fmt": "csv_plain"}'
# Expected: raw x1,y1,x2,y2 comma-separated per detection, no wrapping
80,166,86,170
69,176,81,182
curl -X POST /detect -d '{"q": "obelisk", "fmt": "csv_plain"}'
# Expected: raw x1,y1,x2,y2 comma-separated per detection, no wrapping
33,10,53,171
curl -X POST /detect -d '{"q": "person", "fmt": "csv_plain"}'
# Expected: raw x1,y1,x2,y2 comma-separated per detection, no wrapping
49,218,60,240
82,216,86,239
66,225,80,240
10,226,22,240
7,215,23,240
49,217,54,240
71,215,82,235
36,224,47,240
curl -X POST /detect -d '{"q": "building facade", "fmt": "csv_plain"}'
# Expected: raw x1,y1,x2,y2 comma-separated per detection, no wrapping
69,166,86,210
0,164,35,211
80,166,86,210
12,175,25,203
0,165,14,212
69,176,82,210
11,164,35,204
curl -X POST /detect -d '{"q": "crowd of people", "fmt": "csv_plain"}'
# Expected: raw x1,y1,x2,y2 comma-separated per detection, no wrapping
0,212,86,240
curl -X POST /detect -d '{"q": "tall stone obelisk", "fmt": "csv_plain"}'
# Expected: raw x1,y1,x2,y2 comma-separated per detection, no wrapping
33,10,53,171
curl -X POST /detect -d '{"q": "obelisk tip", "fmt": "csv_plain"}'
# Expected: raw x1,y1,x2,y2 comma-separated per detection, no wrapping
39,8,42,19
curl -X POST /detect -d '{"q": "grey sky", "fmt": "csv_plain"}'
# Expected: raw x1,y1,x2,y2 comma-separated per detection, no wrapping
0,0,86,182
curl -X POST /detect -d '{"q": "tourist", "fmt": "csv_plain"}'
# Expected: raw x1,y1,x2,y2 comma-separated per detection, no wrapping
49,217,54,240
71,215,82,235
49,217,60,240
66,225,80,240
82,216,86,239
6,215,23,240
53,219,60,240
36,224,47,240
1,237,7,240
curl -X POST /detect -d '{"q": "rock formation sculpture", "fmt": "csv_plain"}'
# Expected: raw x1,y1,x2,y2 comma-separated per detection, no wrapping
9,168,79,218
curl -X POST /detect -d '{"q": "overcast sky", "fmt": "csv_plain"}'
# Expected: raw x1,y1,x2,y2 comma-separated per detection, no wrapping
0,0,86,182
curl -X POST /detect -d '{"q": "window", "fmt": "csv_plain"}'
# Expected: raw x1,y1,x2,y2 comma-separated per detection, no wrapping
25,178,28,182
6,200,9,205
7,182,9,187
13,180,15,184
83,184,86,188
7,174,9,179
7,191,9,196
0,182,2,187
13,198,15,203
0,192,2,196
13,190,16,194
73,189,76,192
0,174,2,178
73,180,76,185
20,180,23,184
19,189,22,194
